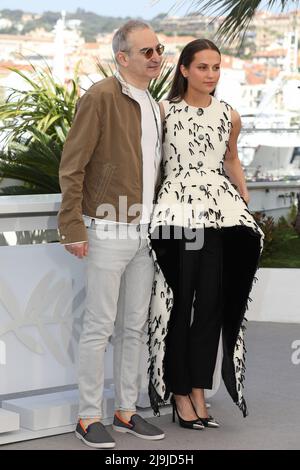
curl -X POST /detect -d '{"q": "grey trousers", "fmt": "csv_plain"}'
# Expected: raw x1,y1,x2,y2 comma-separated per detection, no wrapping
78,222,154,418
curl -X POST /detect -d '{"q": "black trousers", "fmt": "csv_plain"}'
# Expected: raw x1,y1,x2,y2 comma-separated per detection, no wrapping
152,226,223,395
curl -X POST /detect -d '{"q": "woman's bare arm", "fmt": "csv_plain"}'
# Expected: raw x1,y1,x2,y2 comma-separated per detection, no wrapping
223,109,249,204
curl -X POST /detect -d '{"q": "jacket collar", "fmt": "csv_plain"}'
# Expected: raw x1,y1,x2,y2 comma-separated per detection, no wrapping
114,70,153,102
114,70,162,169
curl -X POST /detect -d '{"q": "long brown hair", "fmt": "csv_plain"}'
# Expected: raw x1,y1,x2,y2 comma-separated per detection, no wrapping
167,39,221,102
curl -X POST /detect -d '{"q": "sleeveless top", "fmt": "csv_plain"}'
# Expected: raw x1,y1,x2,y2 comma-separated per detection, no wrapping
150,96,263,238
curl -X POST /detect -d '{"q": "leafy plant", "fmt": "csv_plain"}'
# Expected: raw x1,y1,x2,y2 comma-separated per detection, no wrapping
293,195,300,236
0,62,79,194
254,209,300,267
148,60,174,101
0,127,62,194
287,202,298,226
95,58,116,79
0,62,78,147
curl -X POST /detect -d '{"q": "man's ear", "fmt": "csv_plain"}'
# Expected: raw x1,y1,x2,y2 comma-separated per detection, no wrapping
116,51,129,68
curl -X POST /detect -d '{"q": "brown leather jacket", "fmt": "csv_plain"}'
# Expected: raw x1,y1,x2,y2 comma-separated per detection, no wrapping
58,75,160,244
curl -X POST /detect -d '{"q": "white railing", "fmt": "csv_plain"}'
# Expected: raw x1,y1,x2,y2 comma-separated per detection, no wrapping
0,194,61,232
1,181,299,232
247,180,300,220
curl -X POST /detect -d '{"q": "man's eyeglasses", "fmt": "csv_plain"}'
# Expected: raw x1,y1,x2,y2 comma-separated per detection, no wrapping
139,44,165,59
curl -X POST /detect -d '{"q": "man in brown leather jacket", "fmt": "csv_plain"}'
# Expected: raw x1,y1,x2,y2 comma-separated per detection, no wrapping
58,20,165,448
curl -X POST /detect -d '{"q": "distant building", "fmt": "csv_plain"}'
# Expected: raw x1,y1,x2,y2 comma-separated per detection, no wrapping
0,18,12,30
157,33,197,62
251,10,300,50
158,14,221,36
253,48,287,69
66,19,82,30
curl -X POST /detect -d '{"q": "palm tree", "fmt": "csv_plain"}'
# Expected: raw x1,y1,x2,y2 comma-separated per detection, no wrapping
173,0,298,42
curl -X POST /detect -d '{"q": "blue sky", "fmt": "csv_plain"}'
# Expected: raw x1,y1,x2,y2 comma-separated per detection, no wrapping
0,0,300,19
0,0,190,19
1,0,298,19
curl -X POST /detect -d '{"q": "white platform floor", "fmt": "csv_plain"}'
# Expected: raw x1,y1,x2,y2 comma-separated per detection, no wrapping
1,321,300,450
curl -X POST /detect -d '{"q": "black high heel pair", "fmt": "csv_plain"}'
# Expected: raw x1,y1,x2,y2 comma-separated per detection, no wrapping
171,395,204,430
188,395,220,428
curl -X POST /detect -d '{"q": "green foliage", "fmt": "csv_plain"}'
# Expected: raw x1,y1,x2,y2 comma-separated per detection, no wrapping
0,62,78,146
0,128,61,194
287,203,298,226
0,26,20,34
261,226,300,268
22,11,60,34
73,9,125,42
254,211,300,268
0,9,128,42
95,59,116,79
0,9,23,21
148,61,175,101
0,63,79,194
0,86,5,104
253,211,276,258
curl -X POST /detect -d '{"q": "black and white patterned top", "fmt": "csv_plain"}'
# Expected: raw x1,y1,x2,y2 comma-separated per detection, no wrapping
151,97,264,233
147,97,264,416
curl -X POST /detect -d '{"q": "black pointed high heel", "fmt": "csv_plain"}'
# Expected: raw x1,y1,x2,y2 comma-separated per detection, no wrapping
198,416,220,428
188,395,220,428
171,395,204,430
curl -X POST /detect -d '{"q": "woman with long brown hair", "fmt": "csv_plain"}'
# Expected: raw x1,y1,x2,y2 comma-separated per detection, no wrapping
148,39,264,429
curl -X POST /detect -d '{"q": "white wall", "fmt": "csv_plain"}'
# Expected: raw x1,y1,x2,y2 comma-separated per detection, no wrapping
247,268,300,323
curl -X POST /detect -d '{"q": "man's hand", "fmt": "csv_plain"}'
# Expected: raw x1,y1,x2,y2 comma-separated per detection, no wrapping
64,242,89,258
